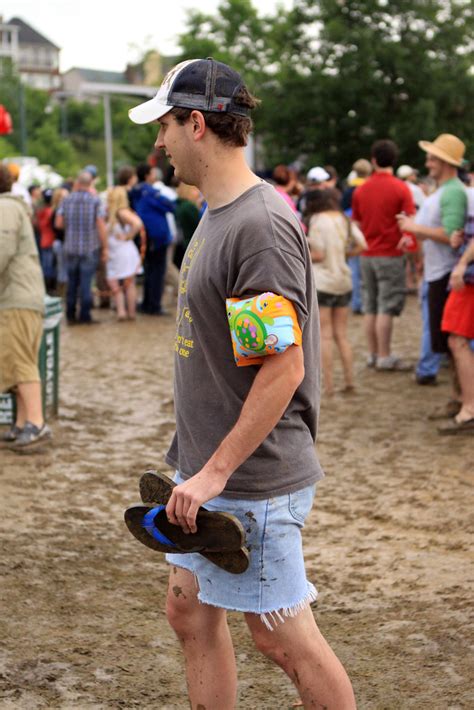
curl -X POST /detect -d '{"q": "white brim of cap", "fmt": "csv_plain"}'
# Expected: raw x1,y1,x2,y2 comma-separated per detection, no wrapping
128,97,172,124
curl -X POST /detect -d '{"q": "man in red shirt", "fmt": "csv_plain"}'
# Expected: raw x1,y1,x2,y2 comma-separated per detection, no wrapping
352,139,415,370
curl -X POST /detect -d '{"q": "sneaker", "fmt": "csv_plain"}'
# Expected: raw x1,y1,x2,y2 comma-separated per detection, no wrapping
9,421,52,452
376,355,412,372
0,424,23,446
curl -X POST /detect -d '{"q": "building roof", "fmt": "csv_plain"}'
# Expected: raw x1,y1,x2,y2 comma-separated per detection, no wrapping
63,67,127,84
8,17,60,50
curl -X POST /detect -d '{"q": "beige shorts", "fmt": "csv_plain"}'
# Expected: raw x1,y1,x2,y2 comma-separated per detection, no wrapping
0,309,43,391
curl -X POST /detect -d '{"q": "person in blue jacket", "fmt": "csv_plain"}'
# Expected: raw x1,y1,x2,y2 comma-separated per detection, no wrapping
129,163,175,315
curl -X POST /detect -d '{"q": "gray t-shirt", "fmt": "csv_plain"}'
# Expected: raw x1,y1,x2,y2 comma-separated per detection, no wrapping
165,182,324,499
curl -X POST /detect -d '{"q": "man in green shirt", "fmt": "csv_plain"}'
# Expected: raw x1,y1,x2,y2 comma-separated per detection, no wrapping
397,133,467,418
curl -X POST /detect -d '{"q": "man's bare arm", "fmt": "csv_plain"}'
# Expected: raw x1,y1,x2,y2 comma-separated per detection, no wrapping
449,239,474,291
96,217,108,261
166,344,305,532
396,214,450,244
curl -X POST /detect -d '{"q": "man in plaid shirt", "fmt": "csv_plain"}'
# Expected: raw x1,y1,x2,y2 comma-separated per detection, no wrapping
56,171,107,324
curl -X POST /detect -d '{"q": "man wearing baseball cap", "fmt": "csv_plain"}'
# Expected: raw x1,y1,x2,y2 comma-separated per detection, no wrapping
397,134,467,417
129,58,355,708
297,166,331,215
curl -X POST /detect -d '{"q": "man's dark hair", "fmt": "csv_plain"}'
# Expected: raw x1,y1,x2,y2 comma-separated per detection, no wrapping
42,189,53,205
304,188,342,218
324,165,338,180
170,86,260,148
272,165,294,186
0,165,13,193
136,163,152,182
117,165,135,186
371,139,399,168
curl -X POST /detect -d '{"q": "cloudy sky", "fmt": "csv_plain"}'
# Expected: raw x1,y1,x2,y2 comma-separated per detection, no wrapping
2,0,292,73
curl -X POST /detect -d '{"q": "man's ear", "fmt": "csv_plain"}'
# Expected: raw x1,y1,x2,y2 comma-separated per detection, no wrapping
189,110,206,141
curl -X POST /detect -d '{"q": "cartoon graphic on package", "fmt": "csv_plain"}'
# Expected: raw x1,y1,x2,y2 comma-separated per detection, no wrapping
226,292,302,366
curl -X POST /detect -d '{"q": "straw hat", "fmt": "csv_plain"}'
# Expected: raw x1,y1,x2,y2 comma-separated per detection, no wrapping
418,134,465,167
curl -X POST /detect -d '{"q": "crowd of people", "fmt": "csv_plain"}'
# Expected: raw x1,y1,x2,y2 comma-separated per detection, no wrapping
1,128,473,454
1,56,473,709
270,135,474,434
0,158,202,452
8,161,202,324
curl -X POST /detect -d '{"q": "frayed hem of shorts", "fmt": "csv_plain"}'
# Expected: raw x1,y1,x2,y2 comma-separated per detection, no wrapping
166,557,318,631
259,584,318,631
192,583,318,631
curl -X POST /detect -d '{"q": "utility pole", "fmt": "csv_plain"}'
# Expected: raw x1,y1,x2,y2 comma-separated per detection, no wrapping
103,93,113,188
19,81,27,154
60,97,68,138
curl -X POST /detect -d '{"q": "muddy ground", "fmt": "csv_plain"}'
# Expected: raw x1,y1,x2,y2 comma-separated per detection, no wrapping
0,292,472,709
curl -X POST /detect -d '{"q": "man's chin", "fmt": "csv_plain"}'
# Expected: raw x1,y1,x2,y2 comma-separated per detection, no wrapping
173,167,187,182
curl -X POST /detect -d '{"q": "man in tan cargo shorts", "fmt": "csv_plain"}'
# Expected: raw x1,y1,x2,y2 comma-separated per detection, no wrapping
0,165,52,452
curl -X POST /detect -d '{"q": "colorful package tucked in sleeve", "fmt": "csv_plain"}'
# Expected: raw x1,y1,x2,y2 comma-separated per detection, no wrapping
226,292,302,367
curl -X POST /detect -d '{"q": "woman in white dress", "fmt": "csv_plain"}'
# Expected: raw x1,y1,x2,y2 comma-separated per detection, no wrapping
106,218,143,320
306,188,367,396
106,168,143,320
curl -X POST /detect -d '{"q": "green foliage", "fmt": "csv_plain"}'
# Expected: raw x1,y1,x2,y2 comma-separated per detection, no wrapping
109,96,158,166
176,0,474,173
27,122,81,176
0,60,157,180
0,136,16,159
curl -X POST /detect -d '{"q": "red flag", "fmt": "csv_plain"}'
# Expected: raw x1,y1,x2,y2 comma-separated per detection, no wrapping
0,105,13,135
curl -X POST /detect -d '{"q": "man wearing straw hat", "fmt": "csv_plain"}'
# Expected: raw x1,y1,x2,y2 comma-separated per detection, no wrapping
397,133,467,417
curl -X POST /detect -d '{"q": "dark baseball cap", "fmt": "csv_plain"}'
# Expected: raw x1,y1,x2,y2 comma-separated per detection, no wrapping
129,58,250,124
83,164,98,178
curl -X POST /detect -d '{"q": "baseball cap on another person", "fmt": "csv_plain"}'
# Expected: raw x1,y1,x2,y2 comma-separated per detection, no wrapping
306,166,330,183
418,134,465,167
83,164,98,178
129,58,251,124
396,165,416,180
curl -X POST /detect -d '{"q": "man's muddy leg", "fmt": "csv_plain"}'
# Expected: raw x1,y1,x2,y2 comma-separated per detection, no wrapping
166,566,237,710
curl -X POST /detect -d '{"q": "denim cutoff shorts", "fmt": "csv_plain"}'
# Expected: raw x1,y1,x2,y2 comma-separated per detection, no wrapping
166,473,318,629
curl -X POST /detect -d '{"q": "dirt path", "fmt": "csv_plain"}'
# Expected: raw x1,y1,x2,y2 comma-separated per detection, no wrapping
0,295,472,709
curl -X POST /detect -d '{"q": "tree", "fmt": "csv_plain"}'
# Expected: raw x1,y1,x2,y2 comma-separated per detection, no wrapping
27,123,81,177
311,0,474,169
176,0,474,172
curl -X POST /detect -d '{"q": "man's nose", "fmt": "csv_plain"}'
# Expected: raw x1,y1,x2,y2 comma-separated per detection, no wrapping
154,131,163,150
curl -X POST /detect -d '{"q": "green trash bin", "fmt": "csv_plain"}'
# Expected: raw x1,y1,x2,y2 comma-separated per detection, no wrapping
39,295,62,418
0,296,62,425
